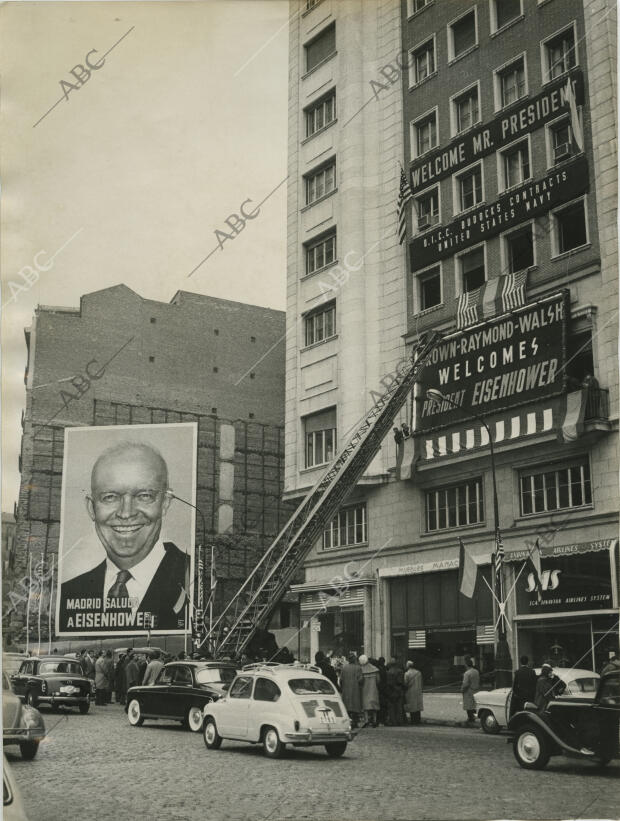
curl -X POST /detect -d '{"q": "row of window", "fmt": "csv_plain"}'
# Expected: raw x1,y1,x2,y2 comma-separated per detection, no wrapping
411,117,580,235
415,197,589,311
320,459,593,549
409,7,575,85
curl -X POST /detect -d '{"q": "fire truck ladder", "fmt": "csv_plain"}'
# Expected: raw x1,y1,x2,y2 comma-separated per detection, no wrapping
203,331,440,659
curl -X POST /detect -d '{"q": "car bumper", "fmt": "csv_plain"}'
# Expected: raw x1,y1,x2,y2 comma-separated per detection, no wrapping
3,728,45,745
38,695,90,705
284,730,357,744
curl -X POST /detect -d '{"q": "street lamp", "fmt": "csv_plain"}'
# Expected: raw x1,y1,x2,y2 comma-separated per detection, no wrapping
425,388,513,687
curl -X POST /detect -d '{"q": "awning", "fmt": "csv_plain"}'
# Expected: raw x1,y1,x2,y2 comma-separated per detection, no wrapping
505,538,617,562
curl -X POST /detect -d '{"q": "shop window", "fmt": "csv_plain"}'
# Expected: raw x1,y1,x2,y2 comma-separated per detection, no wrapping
323,503,367,549
305,160,336,205
552,199,588,256
504,225,534,272
455,164,483,212
412,110,438,157
499,139,531,190
448,9,477,61
304,407,337,468
305,90,336,138
305,23,336,73
520,460,592,515
543,24,577,82
305,231,336,276
495,56,526,108
453,85,480,134
458,246,486,293
414,187,439,231
417,266,442,311
304,301,336,346
409,38,436,86
426,478,484,531
491,0,522,32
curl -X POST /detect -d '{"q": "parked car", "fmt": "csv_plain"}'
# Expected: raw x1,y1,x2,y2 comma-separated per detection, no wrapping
2,673,45,760
202,662,357,759
2,654,28,677
126,661,237,732
474,667,599,734
3,755,30,821
507,668,619,770
10,656,94,713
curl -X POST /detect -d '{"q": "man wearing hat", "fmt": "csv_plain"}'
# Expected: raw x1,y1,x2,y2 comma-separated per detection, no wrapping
534,662,566,711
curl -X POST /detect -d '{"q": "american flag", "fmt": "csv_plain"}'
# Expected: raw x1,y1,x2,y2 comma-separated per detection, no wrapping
500,269,527,313
456,288,481,328
495,531,505,579
397,167,413,244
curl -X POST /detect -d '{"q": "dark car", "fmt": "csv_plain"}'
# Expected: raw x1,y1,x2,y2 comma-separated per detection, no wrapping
126,661,237,732
10,656,94,714
507,669,620,770
2,673,46,760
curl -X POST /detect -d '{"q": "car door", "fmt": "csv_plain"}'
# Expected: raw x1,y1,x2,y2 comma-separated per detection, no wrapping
168,665,194,718
142,666,173,715
220,675,254,738
11,661,31,699
249,677,282,741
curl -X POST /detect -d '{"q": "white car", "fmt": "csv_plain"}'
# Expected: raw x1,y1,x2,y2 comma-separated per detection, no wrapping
474,667,600,734
202,662,357,758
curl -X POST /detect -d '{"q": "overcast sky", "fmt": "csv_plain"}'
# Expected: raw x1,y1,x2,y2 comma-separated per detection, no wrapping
1,0,289,508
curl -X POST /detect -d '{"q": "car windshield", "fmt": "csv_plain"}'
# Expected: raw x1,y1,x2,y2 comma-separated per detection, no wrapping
288,678,335,695
566,677,598,694
195,667,236,685
39,661,83,675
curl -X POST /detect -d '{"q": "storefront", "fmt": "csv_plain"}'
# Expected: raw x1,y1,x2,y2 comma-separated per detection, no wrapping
383,560,494,688
507,539,619,672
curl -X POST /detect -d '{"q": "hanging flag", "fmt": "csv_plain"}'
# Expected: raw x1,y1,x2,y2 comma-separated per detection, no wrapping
495,531,505,580
560,388,587,442
500,269,527,313
524,539,543,602
173,584,189,615
564,76,584,152
456,271,528,330
458,538,478,598
397,167,413,245
456,288,481,329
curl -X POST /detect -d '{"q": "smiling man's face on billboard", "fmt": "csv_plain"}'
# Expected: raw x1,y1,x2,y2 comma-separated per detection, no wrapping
86,444,172,570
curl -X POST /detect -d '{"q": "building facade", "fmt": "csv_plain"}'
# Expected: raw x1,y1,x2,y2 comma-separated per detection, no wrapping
286,0,618,680
8,285,296,650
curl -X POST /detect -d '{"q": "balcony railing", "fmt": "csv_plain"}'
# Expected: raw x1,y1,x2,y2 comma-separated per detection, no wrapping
584,387,609,420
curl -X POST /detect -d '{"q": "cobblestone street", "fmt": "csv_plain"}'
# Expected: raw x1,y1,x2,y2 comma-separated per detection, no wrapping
8,703,619,821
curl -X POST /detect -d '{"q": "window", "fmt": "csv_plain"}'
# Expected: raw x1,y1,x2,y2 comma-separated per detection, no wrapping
456,165,483,211
496,57,526,107
415,187,439,230
305,232,336,275
492,0,522,32
520,461,591,515
305,407,337,468
505,225,534,272
305,23,336,73
306,0,321,10
553,199,587,255
253,678,281,702
453,86,480,134
407,0,432,14
305,161,336,205
543,25,576,81
288,678,336,695
500,140,530,189
566,330,594,385
459,247,486,292
305,301,336,346
305,91,336,138
173,666,193,686
323,503,367,549
413,110,437,157
448,9,477,61
229,676,254,699
418,266,442,310
549,118,574,164
410,38,435,86
426,478,484,531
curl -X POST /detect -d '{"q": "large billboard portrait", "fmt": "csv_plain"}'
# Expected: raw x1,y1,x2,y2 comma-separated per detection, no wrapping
55,423,197,636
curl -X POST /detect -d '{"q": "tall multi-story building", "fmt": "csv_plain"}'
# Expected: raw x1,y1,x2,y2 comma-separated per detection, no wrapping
286,0,618,679
9,285,296,650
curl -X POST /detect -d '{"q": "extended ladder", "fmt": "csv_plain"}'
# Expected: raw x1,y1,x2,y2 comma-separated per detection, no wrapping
203,331,440,659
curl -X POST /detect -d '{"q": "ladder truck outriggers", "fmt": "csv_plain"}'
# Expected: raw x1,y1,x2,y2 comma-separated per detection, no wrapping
200,332,440,660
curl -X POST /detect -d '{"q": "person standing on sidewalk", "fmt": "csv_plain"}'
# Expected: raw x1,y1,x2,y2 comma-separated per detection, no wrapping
340,653,363,728
358,655,380,728
404,660,424,725
510,655,537,716
461,656,480,724
386,658,405,726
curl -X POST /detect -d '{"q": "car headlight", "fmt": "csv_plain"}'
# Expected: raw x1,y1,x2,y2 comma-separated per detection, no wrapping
21,707,41,729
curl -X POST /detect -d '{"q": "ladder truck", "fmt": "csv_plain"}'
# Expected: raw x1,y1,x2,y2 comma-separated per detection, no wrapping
200,331,440,660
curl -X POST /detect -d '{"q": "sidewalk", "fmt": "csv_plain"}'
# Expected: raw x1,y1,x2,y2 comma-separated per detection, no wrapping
421,691,471,726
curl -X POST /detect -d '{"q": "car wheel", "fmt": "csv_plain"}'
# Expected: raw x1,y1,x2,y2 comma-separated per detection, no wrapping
79,700,90,715
203,719,222,750
325,741,347,757
127,699,144,727
26,691,38,709
479,710,500,735
187,706,203,733
19,740,39,761
262,726,284,759
513,725,550,770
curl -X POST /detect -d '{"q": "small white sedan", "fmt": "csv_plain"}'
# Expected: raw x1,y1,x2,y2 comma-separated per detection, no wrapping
203,662,356,758
474,667,599,734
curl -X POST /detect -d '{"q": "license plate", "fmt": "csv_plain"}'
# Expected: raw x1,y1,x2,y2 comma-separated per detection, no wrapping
319,709,335,724
60,686,78,695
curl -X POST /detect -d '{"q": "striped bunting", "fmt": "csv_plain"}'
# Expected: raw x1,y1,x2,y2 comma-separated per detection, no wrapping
397,167,413,245
456,270,528,330
456,287,481,328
